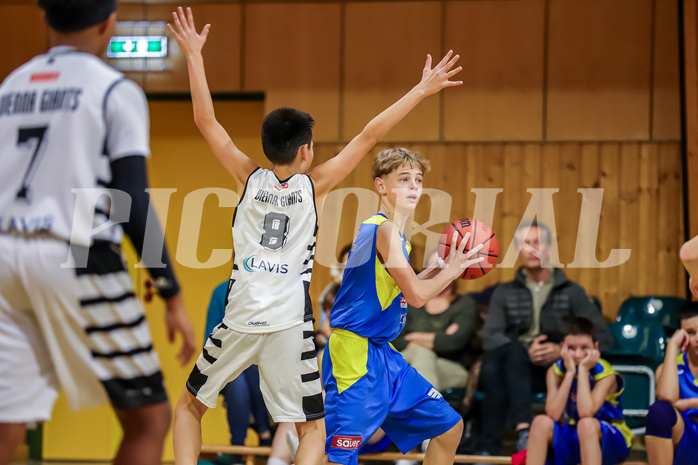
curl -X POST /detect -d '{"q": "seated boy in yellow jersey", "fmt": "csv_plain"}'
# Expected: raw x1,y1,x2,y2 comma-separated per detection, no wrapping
525,317,633,465
168,8,464,465
323,148,485,465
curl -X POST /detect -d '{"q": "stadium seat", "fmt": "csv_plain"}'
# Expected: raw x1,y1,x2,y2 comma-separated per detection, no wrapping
615,296,686,333
604,321,665,435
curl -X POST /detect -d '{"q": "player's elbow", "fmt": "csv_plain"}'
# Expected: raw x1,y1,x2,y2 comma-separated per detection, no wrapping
193,111,215,130
545,409,561,422
680,239,698,266
576,405,596,419
404,291,426,309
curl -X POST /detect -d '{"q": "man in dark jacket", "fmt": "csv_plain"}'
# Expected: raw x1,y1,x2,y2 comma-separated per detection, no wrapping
477,220,612,458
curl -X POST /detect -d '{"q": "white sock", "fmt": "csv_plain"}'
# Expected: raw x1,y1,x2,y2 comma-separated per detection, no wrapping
268,457,289,465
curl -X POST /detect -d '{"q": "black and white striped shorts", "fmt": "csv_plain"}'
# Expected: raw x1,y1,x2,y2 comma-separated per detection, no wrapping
74,241,167,410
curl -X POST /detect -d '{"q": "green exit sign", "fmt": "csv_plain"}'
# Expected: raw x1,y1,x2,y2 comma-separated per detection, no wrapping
107,36,167,58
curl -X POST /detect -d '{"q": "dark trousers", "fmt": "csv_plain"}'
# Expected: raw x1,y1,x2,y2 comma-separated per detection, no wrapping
221,365,270,463
479,342,548,454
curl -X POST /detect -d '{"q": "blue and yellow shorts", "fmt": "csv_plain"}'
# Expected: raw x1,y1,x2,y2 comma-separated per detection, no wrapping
673,413,698,465
322,329,461,465
549,420,630,465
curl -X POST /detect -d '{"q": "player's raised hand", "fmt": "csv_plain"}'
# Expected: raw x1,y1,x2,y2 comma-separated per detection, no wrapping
444,231,484,279
416,50,463,97
167,6,211,58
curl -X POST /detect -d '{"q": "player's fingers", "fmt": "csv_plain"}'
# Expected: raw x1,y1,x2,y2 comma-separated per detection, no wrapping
458,232,471,254
446,66,463,79
465,256,485,268
423,54,432,73
465,242,483,259
201,24,211,41
448,231,459,258
186,7,196,30
173,8,185,33
436,50,453,69
443,54,460,72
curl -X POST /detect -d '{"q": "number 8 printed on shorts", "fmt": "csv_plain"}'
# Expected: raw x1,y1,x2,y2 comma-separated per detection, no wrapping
261,212,290,251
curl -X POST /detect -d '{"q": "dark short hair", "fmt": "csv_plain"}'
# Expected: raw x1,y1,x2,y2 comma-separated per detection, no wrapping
38,0,117,32
678,301,698,323
561,316,596,343
261,108,314,166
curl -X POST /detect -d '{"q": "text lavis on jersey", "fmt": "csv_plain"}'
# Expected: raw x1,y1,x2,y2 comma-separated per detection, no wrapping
0,88,83,117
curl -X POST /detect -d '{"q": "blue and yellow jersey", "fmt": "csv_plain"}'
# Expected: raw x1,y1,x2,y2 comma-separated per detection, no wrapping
677,352,698,419
329,214,411,345
554,358,634,447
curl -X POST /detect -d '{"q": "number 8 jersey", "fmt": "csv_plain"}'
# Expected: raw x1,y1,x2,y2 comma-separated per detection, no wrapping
225,168,318,333
0,46,149,247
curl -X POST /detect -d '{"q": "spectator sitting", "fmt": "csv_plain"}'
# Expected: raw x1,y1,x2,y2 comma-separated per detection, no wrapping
392,251,479,392
204,282,272,464
477,219,612,458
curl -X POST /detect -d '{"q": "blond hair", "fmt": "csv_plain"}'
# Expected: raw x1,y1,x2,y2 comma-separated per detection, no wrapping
371,148,431,179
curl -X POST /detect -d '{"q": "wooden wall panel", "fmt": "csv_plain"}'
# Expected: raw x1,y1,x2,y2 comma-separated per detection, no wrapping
0,4,47,82
244,3,341,141
547,0,653,140
652,0,681,140
145,3,242,92
311,140,684,320
343,2,442,142
443,0,545,141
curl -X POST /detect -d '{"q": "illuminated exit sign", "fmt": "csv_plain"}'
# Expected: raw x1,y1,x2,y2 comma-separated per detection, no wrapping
107,36,167,58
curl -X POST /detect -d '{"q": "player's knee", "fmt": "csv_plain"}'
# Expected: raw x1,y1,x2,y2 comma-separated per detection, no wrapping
646,400,678,439
531,414,554,434
576,417,599,438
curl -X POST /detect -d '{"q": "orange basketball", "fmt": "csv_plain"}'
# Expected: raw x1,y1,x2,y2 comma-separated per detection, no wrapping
437,218,499,280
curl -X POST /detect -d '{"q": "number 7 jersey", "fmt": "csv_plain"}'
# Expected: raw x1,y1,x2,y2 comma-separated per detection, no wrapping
225,168,318,333
0,46,149,247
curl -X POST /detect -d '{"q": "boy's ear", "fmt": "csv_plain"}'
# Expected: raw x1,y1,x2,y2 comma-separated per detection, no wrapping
297,143,310,162
593,341,599,350
374,177,385,194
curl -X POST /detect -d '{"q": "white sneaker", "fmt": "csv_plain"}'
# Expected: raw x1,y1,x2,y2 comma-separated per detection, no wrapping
395,460,419,465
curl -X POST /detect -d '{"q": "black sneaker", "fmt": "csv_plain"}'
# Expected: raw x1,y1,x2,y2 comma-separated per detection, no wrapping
516,428,530,452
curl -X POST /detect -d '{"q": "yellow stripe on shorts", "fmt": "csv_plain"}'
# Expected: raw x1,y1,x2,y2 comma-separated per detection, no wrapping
329,329,369,394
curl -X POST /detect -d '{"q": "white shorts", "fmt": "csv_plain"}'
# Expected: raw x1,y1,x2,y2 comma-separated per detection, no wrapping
0,235,107,422
187,320,324,423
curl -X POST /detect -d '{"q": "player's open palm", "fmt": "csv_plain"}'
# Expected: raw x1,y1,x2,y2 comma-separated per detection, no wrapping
168,6,210,58
417,50,463,97
443,230,484,279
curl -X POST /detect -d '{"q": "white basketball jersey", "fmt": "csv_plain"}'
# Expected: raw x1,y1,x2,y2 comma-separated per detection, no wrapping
0,46,150,247
225,168,317,333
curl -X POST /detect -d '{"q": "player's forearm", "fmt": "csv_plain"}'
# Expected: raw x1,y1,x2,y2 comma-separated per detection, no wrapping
545,374,574,421
185,52,217,129
404,272,455,308
575,370,596,418
359,86,427,145
656,349,681,402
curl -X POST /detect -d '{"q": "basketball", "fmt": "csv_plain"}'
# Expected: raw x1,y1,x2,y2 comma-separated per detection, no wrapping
438,218,499,279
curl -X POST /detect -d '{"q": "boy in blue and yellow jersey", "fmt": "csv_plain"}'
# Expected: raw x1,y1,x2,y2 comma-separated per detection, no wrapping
322,148,485,465
645,302,698,465
526,317,633,465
